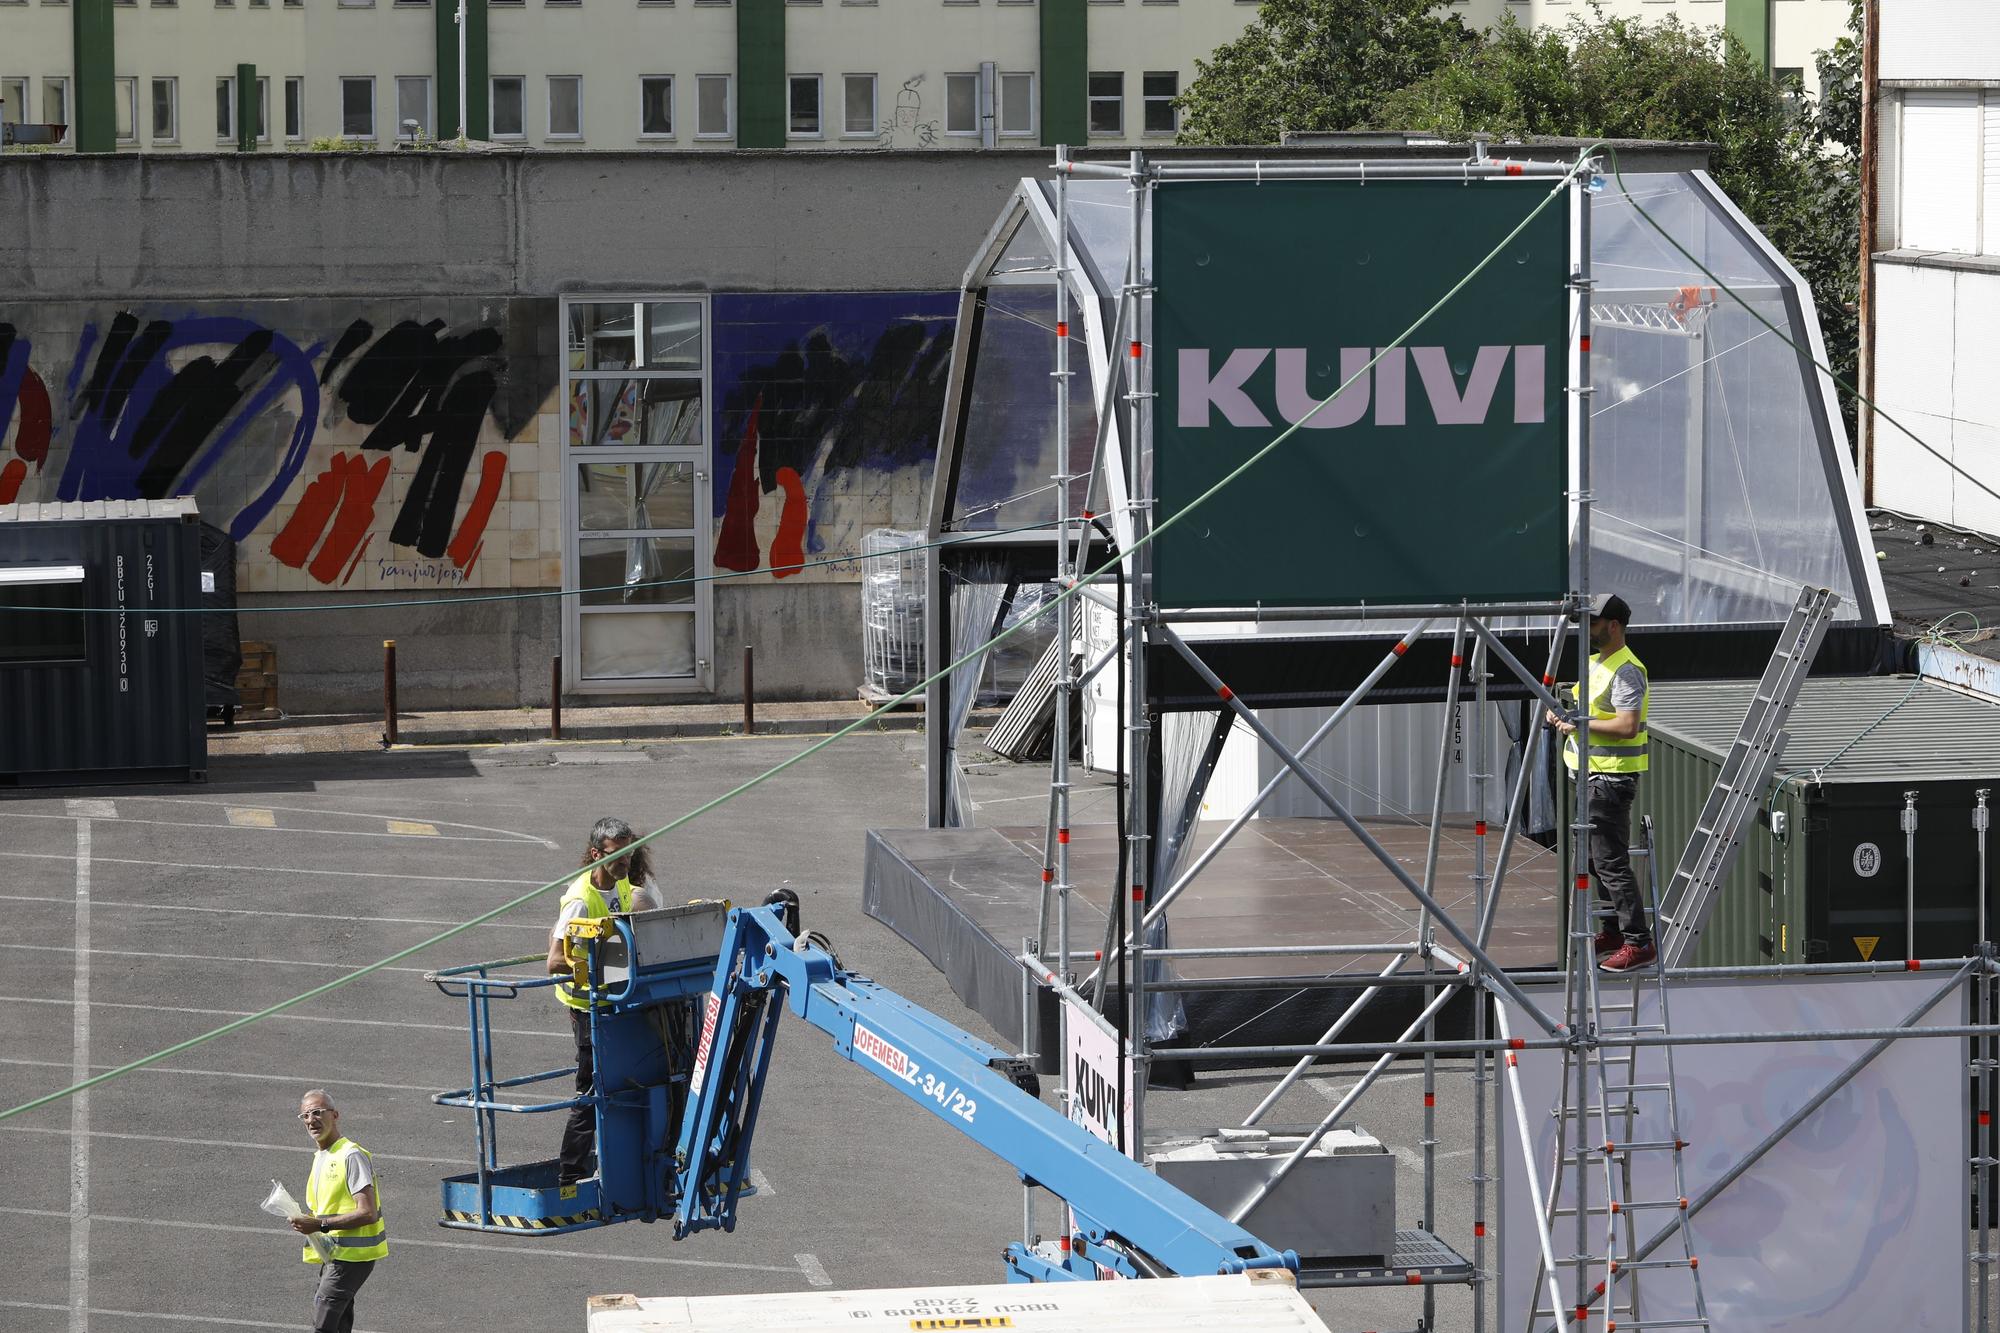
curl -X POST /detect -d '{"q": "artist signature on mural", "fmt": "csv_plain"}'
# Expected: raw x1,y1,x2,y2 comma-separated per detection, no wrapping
375,558,469,586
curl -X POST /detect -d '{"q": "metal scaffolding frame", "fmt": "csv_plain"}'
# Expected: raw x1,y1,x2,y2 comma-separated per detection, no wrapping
922,147,1996,1331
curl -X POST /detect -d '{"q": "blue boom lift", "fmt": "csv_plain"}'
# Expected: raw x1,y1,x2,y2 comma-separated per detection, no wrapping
428,891,1297,1282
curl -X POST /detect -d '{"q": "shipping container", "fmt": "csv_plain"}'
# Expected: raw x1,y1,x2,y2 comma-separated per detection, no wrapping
0,499,207,786
1563,676,2000,966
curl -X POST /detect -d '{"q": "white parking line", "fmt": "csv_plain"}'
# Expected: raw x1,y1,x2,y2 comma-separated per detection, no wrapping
64,799,117,819
0,994,566,1039
0,1056,497,1098
0,1206,810,1274
796,1253,832,1287
0,892,549,933
748,1167,776,1197
0,850,551,888
69,817,91,1333
0,808,538,845
0,1298,391,1333
0,1127,462,1166
146,796,560,848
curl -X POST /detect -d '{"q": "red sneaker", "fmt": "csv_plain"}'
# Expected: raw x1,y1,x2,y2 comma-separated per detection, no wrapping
1592,929,1621,956
1600,942,1657,973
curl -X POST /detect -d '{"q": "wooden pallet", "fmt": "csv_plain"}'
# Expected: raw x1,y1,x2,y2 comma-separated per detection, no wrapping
234,641,278,715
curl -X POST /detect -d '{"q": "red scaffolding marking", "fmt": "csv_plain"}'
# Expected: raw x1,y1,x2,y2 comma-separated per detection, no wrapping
1450,655,1463,668
1406,1273,1422,1286
1609,1200,1621,1214
1509,1038,1525,1049
1542,674,1554,686
1393,642,1409,656
1423,1093,1435,1108
1057,828,1070,844
1132,885,1144,901
1983,1112,1992,1127
1473,1223,1485,1237
1688,1256,1699,1270
1506,162,1524,175
1576,874,1591,891
1056,322,1068,338
1574,1306,1587,1323
1082,509,1095,520
1129,340,1142,359
1474,821,1488,836
1506,1053,1518,1067
1579,336,1592,354
1907,958,1923,970
1217,684,1234,702
1042,869,1054,883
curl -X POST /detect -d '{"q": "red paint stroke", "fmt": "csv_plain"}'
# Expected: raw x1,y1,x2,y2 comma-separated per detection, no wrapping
271,451,392,584
446,450,508,571
12,368,50,467
714,396,764,573
308,453,392,585
770,466,808,578
0,458,25,505
341,532,375,587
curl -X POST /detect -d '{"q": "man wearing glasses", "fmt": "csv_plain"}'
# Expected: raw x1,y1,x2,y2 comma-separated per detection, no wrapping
289,1090,387,1333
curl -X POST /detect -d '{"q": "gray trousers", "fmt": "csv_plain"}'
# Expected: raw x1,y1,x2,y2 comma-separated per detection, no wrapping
311,1259,375,1333
1588,774,1650,946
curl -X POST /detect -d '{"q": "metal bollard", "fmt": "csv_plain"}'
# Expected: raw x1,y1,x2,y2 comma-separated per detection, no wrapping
743,644,755,737
550,655,563,741
382,639,398,748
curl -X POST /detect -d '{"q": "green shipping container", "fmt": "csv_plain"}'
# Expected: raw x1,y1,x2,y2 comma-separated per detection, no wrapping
1562,676,2000,967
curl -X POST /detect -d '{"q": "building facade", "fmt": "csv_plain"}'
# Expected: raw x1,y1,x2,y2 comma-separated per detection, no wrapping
3,0,1848,156
1866,0,2000,536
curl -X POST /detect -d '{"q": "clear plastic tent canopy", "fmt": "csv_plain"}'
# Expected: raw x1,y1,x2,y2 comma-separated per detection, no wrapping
931,169,1889,632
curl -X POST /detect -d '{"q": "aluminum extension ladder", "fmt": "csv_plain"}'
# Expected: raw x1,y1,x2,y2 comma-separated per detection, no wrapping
1653,584,1841,968
1531,818,1712,1333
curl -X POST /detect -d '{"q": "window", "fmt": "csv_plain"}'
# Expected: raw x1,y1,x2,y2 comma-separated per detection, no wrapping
150,76,176,142
1142,70,1177,135
696,74,730,138
255,75,270,141
2,79,27,126
640,75,673,137
842,73,875,136
1088,71,1121,135
340,76,375,138
0,567,87,665
547,75,581,137
491,76,525,137
216,75,234,139
787,74,820,137
396,75,431,139
113,76,135,142
338,0,371,7
43,78,68,134
945,72,977,135
250,0,268,8
284,76,303,140
999,72,1032,136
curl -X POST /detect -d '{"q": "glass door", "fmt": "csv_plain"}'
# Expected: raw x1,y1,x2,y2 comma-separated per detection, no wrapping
561,297,714,691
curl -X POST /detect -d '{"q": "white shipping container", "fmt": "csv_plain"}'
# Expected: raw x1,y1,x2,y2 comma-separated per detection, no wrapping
586,1272,1328,1333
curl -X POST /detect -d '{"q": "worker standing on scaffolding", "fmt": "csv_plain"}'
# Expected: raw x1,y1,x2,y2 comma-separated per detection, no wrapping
548,816,664,1185
1548,593,1654,973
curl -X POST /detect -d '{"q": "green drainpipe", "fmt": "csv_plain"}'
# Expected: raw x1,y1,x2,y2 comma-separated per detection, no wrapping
736,0,784,149
1039,0,1086,149
70,0,115,153
237,62,256,151
1725,0,1772,75
436,0,489,139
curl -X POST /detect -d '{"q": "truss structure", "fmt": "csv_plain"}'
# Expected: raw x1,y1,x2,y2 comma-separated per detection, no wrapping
919,147,1990,1331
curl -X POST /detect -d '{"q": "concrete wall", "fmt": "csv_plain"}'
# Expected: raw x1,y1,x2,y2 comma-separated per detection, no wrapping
1,146,1706,714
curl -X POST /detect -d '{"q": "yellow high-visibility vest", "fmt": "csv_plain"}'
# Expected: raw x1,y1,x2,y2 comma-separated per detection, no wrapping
303,1137,387,1264
554,873,641,1011
1562,643,1649,774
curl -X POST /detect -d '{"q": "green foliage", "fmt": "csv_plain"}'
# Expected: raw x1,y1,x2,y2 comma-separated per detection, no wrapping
1177,0,1480,146
1178,1,1864,438
307,136,375,152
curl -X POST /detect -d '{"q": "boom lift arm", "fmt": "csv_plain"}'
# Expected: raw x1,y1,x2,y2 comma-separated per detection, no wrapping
433,891,1295,1283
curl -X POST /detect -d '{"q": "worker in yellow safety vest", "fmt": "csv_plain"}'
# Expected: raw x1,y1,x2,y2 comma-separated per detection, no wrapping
546,816,665,1185
1547,592,1654,974
291,1089,386,1333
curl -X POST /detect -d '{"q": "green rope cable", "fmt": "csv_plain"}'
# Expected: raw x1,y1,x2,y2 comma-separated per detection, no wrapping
0,517,1064,616
1604,146,2000,511
0,148,1597,1122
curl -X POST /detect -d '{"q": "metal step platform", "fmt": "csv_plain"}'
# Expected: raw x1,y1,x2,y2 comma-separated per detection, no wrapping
1294,1228,1474,1289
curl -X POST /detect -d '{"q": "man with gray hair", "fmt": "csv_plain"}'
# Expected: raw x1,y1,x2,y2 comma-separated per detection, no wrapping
546,816,664,1185
290,1088,386,1333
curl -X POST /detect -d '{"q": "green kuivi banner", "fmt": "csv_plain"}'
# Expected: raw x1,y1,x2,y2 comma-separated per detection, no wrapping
1150,178,1573,609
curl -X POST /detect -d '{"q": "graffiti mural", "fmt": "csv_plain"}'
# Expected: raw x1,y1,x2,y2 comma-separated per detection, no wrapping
711,293,956,580
0,306,554,590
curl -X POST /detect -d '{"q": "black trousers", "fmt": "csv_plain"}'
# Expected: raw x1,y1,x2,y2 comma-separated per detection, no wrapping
1588,774,1650,946
310,1259,374,1333
558,1005,596,1184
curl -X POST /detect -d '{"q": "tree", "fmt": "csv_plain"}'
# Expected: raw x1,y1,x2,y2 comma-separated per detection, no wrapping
1176,0,1480,147
1179,3,1865,436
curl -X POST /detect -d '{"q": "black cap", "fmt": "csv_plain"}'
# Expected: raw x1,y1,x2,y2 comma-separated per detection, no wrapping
1588,593,1631,625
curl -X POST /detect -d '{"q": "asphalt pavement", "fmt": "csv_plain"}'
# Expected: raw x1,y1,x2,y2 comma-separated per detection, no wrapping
0,733,1519,1333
